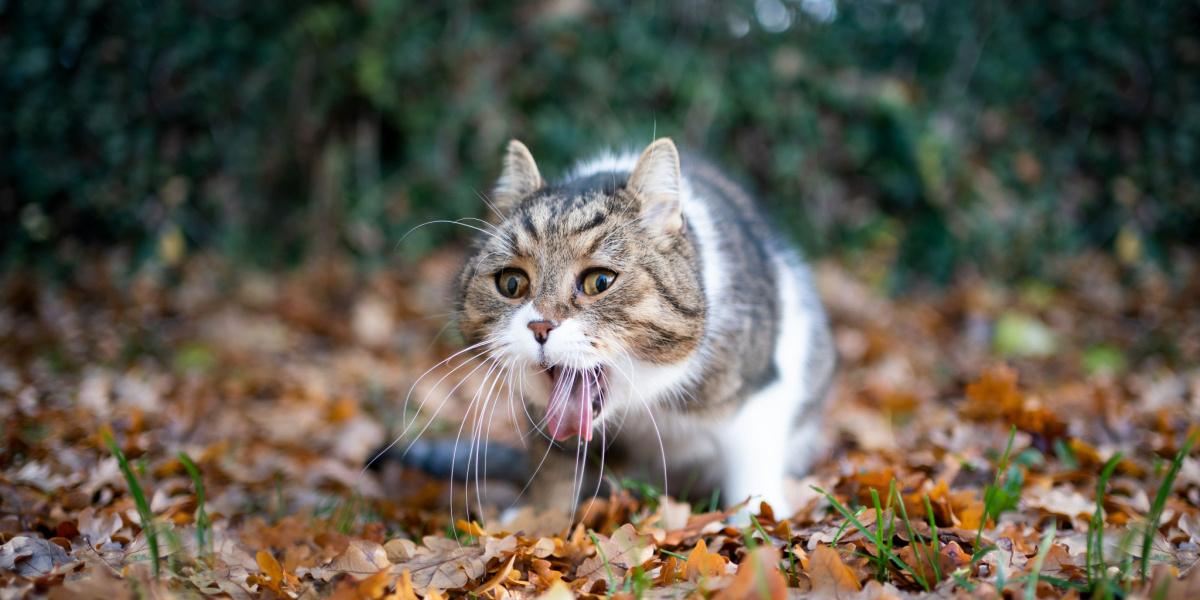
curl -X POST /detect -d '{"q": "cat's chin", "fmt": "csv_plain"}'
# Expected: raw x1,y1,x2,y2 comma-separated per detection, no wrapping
542,364,608,443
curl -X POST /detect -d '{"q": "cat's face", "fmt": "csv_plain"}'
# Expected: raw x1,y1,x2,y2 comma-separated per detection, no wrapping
455,139,705,442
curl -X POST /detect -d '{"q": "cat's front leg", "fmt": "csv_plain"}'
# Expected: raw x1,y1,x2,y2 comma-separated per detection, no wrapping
717,385,793,519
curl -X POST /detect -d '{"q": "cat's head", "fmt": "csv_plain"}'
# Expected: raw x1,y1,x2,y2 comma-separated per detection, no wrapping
455,138,706,442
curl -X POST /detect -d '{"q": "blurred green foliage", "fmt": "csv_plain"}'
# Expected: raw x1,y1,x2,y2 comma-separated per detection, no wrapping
3,0,1198,283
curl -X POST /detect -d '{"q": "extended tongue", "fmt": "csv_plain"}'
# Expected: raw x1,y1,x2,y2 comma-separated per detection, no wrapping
545,369,594,442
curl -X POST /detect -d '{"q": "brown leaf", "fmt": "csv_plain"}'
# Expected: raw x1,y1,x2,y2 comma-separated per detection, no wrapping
256,549,285,593
805,545,862,597
714,546,787,600
685,538,727,581
472,554,515,595
355,567,395,599
895,540,969,586
394,535,516,591
575,524,655,583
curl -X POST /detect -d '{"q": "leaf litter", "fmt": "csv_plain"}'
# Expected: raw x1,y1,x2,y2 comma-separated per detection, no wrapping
0,250,1198,597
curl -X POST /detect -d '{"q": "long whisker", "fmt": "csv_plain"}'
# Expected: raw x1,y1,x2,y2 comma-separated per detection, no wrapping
611,348,670,498
449,355,503,530
361,341,495,474
396,219,512,250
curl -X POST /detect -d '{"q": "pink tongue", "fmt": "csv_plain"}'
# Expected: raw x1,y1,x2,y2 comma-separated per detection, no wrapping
546,369,593,442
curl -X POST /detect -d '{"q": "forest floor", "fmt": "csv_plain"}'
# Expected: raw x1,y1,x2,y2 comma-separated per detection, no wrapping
1,248,1198,599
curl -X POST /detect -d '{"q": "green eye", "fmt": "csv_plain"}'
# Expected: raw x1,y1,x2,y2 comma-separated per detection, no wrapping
580,268,617,296
495,268,529,299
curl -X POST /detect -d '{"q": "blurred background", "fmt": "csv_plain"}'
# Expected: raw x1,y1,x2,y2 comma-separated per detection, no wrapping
2,0,1198,287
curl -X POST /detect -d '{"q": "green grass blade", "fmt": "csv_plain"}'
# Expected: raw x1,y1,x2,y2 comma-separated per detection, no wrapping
103,430,160,577
869,487,887,582
1141,433,1196,581
1089,452,1123,583
922,494,943,583
831,507,865,544
588,531,618,597
178,451,211,556
1026,522,1057,600
977,426,1018,548
893,485,939,586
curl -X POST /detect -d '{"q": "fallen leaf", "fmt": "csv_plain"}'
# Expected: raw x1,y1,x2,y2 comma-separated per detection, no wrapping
535,580,575,600
393,535,515,591
0,536,76,578
805,545,862,597
685,538,727,581
473,554,515,595
355,567,395,599
714,546,787,600
575,524,655,584
256,549,285,593
77,508,124,549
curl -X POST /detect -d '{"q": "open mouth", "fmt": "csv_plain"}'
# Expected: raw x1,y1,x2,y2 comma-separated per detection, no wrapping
543,365,607,442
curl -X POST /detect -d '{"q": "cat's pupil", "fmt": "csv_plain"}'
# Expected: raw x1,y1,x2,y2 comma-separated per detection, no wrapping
506,277,518,295
595,275,609,292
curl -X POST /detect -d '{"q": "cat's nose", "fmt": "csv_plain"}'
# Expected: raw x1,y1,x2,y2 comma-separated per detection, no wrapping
527,320,557,345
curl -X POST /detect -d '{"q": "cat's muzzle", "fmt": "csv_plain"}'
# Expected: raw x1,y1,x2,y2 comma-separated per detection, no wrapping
543,365,607,442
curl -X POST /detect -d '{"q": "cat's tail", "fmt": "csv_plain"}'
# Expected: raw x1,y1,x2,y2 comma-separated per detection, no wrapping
366,438,529,483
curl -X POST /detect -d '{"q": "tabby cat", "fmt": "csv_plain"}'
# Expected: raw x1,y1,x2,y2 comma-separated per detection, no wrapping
447,138,835,516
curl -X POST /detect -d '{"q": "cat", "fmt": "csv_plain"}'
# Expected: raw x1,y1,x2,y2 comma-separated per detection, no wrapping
435,137,836,517
371,138,835,516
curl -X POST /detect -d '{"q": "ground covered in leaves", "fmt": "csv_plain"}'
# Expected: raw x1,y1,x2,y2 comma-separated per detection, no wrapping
1,249,1199,598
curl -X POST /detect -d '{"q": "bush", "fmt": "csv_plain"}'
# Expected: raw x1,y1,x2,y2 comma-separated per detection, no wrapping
3,0,1197,283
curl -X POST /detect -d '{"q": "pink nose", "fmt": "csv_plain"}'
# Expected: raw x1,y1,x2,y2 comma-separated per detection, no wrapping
527,320,556,344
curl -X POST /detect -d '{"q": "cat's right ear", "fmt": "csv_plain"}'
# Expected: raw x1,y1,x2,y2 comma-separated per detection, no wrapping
493,140,543,212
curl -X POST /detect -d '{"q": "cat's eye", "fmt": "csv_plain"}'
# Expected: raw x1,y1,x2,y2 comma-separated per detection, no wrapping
495,268,530,299
580,268,617,296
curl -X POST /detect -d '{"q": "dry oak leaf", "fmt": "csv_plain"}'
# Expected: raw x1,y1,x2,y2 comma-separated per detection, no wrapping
393,535,517,591
300,540,393,582
530,558,566,589
685,538,728,581
1022,485,1097,522
575,524,655,584
713,546,788,600
660,510,731,546
473,554,517,596
0,536,76,578
77,507,124,549
805,545,862,598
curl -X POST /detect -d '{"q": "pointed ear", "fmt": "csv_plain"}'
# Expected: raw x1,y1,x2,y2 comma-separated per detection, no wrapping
626,138,683,235
493,139,543,210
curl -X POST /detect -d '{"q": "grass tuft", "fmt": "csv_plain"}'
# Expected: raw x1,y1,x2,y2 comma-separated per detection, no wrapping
1140,432,1196,581
976,426,1019,548
814,484,930,591
102,429,160,577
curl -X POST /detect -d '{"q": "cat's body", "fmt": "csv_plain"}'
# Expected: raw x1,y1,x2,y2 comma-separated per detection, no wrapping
452,139,834,515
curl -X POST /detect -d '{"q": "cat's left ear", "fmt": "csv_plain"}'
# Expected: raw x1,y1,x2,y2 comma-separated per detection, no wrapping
627,138,683,236
493,139,544,211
